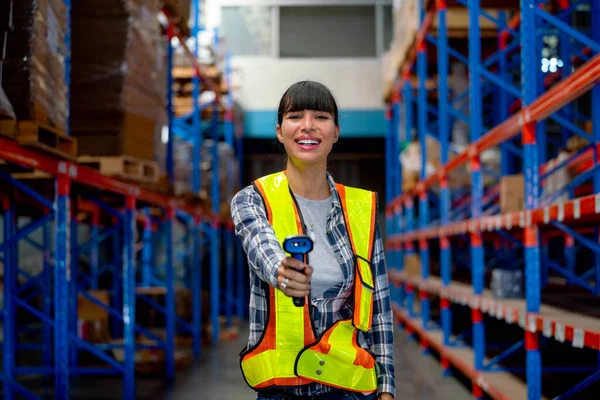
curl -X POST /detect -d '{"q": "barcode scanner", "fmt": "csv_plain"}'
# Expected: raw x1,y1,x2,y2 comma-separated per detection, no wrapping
282,235,313,307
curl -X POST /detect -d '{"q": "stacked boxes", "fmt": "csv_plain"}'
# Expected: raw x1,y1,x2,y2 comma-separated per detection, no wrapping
0,0,68,131
70,0,167,162
171,139,239,208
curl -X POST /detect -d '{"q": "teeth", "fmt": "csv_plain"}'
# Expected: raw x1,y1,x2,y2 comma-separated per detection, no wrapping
298,140,319,145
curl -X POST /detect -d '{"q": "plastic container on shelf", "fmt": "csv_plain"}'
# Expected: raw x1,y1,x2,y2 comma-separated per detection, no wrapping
490,268,524,299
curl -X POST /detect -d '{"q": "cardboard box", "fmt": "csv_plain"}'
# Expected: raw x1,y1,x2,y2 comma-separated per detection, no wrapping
0,0,68,131
70,0,167,162
404,253,421,278
500,173,524,213
78,290,110,322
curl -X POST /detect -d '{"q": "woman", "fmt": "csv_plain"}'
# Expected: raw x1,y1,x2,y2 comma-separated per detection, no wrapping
231,81,395,400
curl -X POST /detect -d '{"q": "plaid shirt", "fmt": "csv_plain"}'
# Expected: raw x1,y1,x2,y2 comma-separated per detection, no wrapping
231,173,395,398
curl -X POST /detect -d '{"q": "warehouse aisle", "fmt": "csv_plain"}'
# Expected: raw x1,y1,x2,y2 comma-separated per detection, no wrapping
161,325,471,400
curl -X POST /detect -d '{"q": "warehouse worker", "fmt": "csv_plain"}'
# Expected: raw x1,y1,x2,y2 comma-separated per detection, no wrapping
231,81,395,400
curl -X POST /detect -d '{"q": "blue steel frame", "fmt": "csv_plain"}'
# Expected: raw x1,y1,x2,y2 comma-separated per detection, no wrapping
0,0,246,398
386,0,600,399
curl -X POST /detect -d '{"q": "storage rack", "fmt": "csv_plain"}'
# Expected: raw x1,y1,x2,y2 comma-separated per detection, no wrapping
0,0,245,399
384,0,600,399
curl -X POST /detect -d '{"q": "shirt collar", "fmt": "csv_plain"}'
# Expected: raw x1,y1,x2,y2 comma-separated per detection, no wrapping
326,172,343,211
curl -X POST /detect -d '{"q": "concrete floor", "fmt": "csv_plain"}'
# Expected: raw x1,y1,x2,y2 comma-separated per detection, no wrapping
160,325,472,400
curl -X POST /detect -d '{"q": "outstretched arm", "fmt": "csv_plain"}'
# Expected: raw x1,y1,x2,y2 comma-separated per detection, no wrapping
231,185,285,288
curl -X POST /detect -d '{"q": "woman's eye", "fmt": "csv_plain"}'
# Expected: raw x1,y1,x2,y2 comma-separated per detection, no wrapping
317,116,329,120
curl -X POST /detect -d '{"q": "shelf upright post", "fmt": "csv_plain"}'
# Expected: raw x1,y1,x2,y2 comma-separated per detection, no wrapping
165,206,176,380
436,0,452,350
394,201,404,308
498,12,512,176
468,0,485,382
235,126,246,320
43,214,53,371
394,81,405,309
55,174,71,399
536,6,548,290
497,12,518,272
110,216,122,339
417,0,430,333
393,92,401,201
166,23,175,184
392,89,402,307
142,208,153,287
192,0,202,194
386,105,393,231
192,214,202,357
402,71,415,318
385,104,394,303
191,0,205,353
385,105,396,304
70,192,79,368
211,99,221,344
224,51,235,328
122,194,136,399
3,195,15,400
521,0,542,397
593,0,600,295
91,211,100,290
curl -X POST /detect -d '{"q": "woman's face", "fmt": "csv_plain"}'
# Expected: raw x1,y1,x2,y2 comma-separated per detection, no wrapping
276,109,340,167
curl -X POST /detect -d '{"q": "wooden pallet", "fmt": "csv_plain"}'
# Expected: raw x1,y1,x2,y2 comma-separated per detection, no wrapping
0,159,52,179
77,155,159,184
0,109,16,139
15,121,78,160
139,175,174,195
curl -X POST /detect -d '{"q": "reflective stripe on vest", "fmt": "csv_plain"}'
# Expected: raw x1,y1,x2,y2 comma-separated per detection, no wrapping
336,184,377,332
240,172,376,392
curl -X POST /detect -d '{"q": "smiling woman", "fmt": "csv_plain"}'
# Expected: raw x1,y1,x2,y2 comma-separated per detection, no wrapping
231,80,395,400
276,81,340,183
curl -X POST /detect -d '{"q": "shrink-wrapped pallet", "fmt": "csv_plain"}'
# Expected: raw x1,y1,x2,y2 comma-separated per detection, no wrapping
171,139,239,199
0,0,68,131
70,0,167,162
382,0,422,99
0,86,16,119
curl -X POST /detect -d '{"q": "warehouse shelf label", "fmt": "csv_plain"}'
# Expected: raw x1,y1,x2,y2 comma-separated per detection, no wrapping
573,328,585,348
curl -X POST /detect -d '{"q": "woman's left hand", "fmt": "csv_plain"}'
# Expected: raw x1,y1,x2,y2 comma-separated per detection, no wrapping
378,393,393,400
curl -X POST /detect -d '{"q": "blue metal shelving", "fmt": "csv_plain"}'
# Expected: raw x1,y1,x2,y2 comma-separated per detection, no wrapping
386,0,600,398
0,0,245,399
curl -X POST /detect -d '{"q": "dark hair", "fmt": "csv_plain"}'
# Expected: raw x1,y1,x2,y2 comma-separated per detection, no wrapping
277,81,339,126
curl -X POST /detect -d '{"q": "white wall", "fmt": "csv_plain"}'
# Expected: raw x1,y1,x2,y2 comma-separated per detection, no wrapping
201,0,388,112
231,57,385,111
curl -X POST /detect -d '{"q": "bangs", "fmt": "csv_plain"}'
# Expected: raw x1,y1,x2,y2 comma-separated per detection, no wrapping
278,81,338,125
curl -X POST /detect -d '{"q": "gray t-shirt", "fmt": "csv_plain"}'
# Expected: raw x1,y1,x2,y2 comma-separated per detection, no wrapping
294,194,343,299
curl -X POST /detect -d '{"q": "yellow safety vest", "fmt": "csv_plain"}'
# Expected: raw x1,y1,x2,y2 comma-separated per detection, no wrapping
240,171,378,393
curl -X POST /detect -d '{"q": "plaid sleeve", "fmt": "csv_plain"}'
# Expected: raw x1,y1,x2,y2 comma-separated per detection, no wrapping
231,185,285,289
371,220,396,398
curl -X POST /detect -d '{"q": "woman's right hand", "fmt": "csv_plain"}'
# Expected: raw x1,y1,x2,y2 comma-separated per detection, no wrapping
276,257,313,298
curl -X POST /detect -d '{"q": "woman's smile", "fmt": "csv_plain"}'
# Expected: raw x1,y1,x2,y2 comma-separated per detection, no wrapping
295,135,322,151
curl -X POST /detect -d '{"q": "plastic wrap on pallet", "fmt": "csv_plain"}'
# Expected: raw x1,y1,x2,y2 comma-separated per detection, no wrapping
70,0,167,161
170,138,239,207
0,86,16,119
541,150,572,205
382,0,422,98
201,139,240,204
490,269,524,299
0,0,68,130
